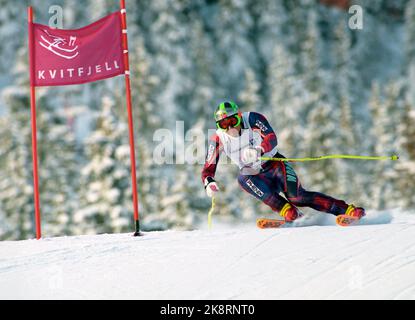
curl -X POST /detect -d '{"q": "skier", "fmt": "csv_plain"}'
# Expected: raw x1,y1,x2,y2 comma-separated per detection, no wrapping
201,101,365,227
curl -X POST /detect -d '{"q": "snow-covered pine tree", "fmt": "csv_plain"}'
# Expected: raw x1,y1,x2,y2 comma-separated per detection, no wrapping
126,36,173,230
0,0,27,75
284,0,311,71
157,165,196,230
367,81,385,208
0,40,79,239
147,160,202,230
293,4,325,124
368,82,383,123
406,0,415,69
0,116,10,237
147,0,193,130
332,20,366,203
144,177,170,230
300,8,322,97
86,0,118,21
242,0,283,103
396,0,415,210
37,96,79,237
0,90,78,239
369,81,403,209
212,0,255,96
254,0,288,63
268,44,306,159
135,138,165,231
187,17,220,120
333,21,358,149
304,101,342,195
75,96,132,234
0,88,34,240
239,68,263,110
396,99,415,209
298,6,342,193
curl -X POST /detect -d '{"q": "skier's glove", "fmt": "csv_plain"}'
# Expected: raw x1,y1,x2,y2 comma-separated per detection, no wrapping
241,147,262,165
204,177,219,198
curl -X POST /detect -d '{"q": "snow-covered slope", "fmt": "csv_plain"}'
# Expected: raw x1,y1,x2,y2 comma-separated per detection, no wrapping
0,210,414,300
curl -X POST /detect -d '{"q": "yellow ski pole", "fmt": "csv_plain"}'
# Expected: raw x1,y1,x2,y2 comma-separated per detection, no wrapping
260,154,399,162
208,196,215,230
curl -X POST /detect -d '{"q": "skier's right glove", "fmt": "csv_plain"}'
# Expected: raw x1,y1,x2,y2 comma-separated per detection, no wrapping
204,177,219,198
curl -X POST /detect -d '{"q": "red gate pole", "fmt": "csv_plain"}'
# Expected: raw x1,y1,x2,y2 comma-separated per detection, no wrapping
120,0,141,236
27,7,42,239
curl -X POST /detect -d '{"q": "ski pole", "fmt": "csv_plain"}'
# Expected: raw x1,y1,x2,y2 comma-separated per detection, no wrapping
260,154,399,162
208,196,215,230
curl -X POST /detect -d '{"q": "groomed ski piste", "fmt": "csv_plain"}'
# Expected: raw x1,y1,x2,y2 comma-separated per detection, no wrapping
0,209,414,300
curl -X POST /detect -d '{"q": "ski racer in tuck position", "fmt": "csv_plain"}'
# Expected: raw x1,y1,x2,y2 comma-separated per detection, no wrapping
201,101,365,228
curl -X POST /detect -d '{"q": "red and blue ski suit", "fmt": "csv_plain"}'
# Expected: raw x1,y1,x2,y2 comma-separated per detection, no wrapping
202,112,349,216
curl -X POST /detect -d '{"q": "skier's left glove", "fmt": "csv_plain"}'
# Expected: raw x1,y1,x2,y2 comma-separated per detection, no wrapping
241,147,262,165
204,177,219,198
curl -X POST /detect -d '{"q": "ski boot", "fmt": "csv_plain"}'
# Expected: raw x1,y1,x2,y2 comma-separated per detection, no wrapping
336,204,365,226
279,203,300,222
256,203,300,229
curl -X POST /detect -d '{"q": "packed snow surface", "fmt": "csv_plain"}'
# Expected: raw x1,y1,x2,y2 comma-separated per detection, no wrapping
0,210,414,299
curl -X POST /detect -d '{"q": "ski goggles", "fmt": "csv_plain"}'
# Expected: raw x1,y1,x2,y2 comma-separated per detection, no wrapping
216,114,241,130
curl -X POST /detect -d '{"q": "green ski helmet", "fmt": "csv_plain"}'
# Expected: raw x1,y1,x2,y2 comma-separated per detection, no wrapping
214,101,242,130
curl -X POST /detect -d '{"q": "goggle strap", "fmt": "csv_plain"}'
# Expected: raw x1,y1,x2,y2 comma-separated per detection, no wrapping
234,114,241,127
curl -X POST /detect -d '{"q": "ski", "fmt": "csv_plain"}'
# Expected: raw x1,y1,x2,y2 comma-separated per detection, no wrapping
256,218,286,229
335,214,360,227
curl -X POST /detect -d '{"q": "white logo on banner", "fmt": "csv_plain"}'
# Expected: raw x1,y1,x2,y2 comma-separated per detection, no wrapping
39,30,79,60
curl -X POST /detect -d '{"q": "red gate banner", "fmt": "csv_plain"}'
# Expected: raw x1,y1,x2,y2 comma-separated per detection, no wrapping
31,11,125,87
28,1,141,239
